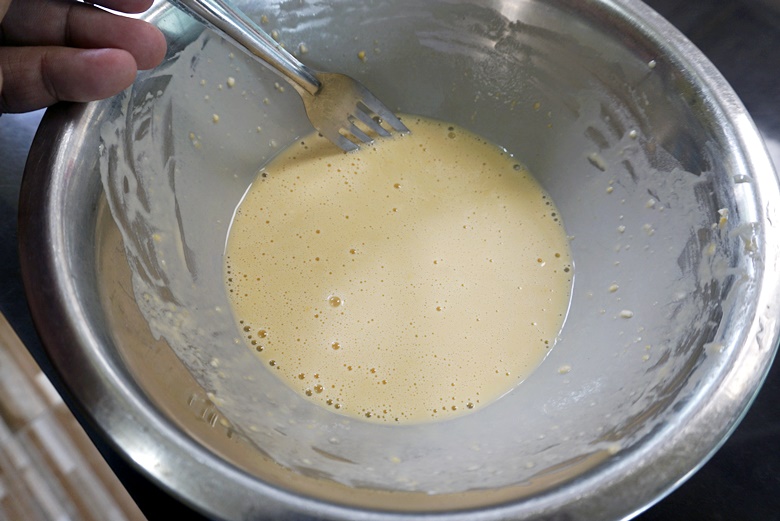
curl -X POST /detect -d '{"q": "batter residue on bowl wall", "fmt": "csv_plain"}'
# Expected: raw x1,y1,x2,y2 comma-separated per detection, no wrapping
225,115,572,423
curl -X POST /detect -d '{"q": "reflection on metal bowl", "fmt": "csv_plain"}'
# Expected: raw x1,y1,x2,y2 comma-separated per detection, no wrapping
18,1,780,520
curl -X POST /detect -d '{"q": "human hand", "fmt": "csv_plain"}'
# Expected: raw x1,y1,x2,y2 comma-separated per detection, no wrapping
0,0,166,114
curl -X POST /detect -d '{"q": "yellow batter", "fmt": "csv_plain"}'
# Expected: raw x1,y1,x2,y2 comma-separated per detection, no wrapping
225,116,572,423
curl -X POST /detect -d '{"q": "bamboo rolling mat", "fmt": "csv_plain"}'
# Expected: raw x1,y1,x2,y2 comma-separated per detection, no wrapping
0,312,146,521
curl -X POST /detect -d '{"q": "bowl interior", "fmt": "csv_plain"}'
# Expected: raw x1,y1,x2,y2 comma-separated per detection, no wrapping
46,0,776,517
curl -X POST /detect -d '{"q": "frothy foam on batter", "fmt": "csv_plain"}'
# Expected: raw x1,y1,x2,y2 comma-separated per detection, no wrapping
225,116,572,423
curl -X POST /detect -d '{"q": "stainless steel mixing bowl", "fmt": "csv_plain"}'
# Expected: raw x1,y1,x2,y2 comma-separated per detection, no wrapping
18,0,780,519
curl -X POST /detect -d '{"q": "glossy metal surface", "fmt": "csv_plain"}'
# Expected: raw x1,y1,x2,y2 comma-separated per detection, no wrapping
169,0,321,93
14,0,780,520
168,0,409,152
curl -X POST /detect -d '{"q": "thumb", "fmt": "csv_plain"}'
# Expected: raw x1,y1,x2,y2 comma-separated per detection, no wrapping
0,46,136,114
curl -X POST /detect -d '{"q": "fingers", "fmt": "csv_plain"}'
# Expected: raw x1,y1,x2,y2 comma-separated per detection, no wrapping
0,0,167,112
1,0,154,19
0,46,138,113
2,0,166,70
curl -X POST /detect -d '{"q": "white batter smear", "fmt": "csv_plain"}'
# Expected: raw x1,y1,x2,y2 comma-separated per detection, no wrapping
225,116,572,423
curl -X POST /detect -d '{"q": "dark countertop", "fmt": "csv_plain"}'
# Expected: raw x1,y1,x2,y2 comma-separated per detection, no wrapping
1,0,778,519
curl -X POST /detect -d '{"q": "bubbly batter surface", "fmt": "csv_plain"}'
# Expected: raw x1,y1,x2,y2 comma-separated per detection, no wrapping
225,116,572,423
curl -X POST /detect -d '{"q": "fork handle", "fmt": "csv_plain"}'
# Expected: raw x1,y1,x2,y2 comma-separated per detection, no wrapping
168,0,321,95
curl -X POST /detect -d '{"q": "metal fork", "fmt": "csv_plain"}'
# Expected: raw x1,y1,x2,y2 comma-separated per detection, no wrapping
168,0,409,152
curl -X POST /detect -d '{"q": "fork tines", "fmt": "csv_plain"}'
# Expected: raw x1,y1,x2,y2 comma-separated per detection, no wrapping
340,97,409,152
